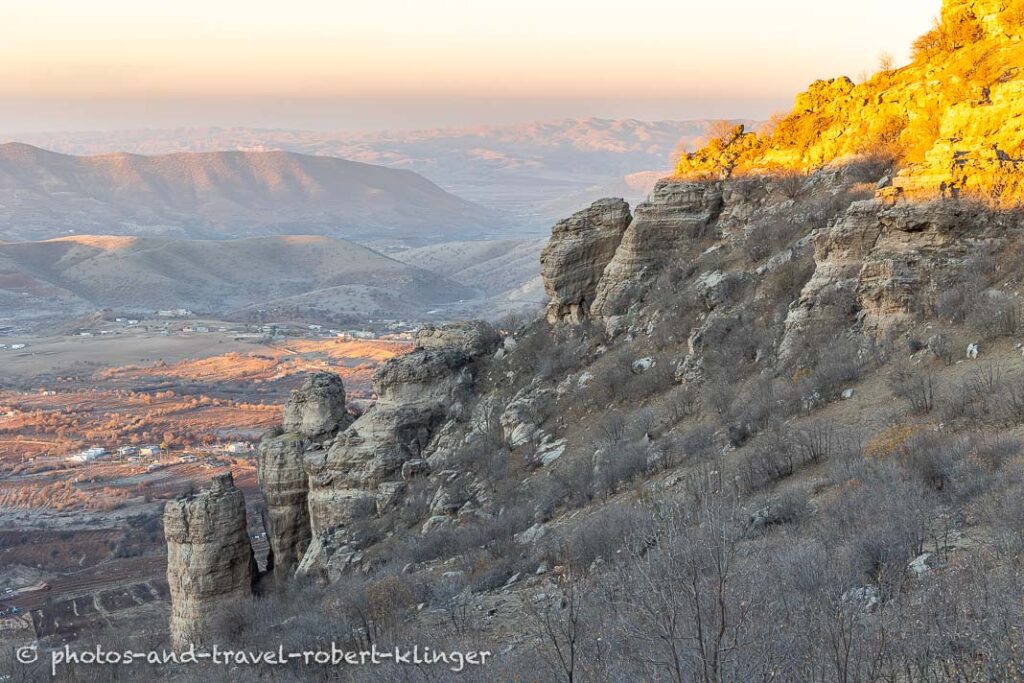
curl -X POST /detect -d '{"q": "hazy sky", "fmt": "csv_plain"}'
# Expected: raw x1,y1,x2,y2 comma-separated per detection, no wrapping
0,0,939,132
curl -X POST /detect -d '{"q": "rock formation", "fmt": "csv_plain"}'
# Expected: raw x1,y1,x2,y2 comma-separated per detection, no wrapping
537,177,782,324
257,371,352,579
297,322,500,579
164,473,256,649
780,196,1013,362
540,198,632,323
256,432,311,579
675,0,1024,206
590,182,724,318
282,372,350,439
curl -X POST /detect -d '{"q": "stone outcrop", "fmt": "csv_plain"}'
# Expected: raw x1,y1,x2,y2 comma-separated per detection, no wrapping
282,371,350,439
590,181,725,318
415,320,502,356
257,371,352,579
676,0,1024,207
164,473,256,649
256,432,311,579
298,322,499,579
540,198,632,323
780,196,1013,363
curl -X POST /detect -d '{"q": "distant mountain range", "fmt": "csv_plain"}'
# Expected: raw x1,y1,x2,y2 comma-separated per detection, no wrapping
0,143,499,245
11,118,757,229
0,235,477,323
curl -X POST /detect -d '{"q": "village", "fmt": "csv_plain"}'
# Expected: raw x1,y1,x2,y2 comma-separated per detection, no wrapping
64,440,251,467
0,308,418,354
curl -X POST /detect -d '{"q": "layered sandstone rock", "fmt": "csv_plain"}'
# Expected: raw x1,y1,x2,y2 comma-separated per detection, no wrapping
298,322,499,579
590,181,724,318
256,432,311,579
282,372,350,439
780,197,1012,362
540,198,632,323
256,371,351,579
416,320,502,356
164,473,256,649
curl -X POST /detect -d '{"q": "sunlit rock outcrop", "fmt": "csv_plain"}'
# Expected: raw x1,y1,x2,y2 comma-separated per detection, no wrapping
676,0,1024,206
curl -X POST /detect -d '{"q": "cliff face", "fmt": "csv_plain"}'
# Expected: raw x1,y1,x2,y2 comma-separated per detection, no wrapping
164,473,256,649
676,0,1024,207
590,181,726,317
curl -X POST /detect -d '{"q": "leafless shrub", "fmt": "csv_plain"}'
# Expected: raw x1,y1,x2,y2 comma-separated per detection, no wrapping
759,257,815,311
665,422,717,467
794,420,837,464
623,354,675,399
664,383,699,423
554,455,597,509
594,439,652,496
748,488,812,532
774,171,806,200
807,335,865,399
742,215,808,262
888,364,937,413
704,376,738,419
971,433,1021,469
928,331,956,365
600,411,628,444
967,292,1024,338
629,407,658,439
738,426,801,492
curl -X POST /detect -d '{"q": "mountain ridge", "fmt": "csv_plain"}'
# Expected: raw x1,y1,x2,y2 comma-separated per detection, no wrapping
0,143,500,244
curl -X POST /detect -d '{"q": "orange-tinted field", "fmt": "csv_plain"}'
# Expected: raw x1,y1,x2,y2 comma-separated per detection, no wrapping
0,331,410,511
97,338,406,387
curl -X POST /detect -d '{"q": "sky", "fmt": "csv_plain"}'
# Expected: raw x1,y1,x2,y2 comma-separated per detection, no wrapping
0,0,939,133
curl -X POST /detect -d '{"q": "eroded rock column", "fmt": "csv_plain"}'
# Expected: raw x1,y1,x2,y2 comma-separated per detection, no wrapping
257,371,352,579
164,473,256,649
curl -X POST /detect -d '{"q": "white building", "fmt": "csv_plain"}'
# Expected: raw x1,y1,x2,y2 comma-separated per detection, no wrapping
67,446,108,464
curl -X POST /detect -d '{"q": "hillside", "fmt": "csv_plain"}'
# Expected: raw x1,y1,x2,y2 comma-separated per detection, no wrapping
0,144,499,244
395,238,546,295
0,235,475,322
676,0,1024,204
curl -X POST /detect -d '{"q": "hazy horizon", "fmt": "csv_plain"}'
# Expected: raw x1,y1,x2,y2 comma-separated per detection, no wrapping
3,0,938,134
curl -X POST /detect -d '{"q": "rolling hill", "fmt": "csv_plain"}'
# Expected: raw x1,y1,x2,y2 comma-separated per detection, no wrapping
0,234,476,323
0,144,500,245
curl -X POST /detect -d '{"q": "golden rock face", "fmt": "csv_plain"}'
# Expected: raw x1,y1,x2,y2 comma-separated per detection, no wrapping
677,0,1024,207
